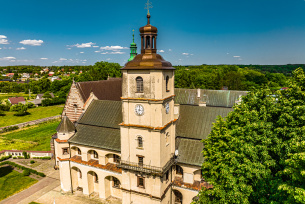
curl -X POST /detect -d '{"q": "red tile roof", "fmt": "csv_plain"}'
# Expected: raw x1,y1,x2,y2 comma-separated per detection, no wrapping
70,155,122,173
8,96,25,104
76,78,122,102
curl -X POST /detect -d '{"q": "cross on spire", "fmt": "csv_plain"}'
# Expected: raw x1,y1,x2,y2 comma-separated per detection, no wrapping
145,0,153,15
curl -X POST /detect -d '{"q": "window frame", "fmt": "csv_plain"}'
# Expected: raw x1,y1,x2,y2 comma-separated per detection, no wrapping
137,136,143,148
62,148,69,155
136,76,144,93
138,155,144,166
137,176,145,188
113,177,120,188
166,75,170,92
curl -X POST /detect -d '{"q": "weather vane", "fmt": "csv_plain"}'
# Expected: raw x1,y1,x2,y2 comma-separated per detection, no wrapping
145,0,153,15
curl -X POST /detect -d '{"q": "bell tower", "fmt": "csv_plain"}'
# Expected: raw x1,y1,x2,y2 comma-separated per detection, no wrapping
119,11,176,204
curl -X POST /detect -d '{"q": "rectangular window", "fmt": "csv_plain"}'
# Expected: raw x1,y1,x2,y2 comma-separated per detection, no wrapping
137,176,145,188
138,156,144,166
62,148,69,155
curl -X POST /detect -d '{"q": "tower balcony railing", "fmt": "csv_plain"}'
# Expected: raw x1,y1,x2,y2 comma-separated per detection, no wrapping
117,154,176,176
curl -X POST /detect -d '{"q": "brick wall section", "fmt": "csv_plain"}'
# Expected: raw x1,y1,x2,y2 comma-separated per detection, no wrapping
62,82,85,123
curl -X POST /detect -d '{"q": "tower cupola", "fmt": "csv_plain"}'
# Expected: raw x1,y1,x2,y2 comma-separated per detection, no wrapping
122,13,174,70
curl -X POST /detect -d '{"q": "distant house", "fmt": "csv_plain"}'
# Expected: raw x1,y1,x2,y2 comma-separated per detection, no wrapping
6,73,14,78
8,96,25,105
36,93,54,100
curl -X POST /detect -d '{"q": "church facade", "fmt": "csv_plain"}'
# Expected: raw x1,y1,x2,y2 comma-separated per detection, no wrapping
54,13,247,204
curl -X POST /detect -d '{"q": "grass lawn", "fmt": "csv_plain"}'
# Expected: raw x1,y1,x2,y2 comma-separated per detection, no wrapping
0,105,63,127
0,166,38,201
0,93,36,101
0,120,60,151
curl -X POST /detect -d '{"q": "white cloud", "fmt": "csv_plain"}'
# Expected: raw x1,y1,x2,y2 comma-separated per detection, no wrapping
16,47,26,50
20,39,44,46
0,35,9,44
182,53,189,55
40,58,48,60
233,56,240,58
179,59,182,61
101,52,109,55
0,48,2,50
52,61,58,63
80,52,84,54
158,50,165,53
72,42,95,48
0,56,16,60
106,58,111,61
110,51,125,54
83,59,87,62
59,58,67,61
67,48,72,50
100,46,128,51
95,51,100,53
92,46,99,48
169,49,172,52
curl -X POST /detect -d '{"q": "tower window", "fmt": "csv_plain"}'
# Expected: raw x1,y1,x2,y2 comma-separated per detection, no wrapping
138,156,144,166
138,136,143,148
166,76,169,92
137,176,145,188
77,148,81,155
79,169,82,179
136,77,143,93
62,148,69,155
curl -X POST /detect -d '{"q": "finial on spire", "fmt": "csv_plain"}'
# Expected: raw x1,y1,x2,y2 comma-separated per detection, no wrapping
145,0,153,15
132,29,135,43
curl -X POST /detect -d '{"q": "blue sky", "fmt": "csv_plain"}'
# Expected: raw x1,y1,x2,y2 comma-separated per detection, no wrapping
0,0,305,66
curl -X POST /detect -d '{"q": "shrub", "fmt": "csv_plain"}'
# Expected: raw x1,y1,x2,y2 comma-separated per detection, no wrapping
32,156,51,160
13,157,17,159
0,161,45,177
22,169,30,176
17,156,24,159
30,160,35,164
0,155,12,162
22,151,29,159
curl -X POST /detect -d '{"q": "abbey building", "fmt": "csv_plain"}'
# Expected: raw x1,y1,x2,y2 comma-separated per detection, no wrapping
54,13,247,204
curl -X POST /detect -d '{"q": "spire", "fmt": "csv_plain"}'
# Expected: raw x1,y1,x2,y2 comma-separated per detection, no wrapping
128,29,138,62
56,115,75,133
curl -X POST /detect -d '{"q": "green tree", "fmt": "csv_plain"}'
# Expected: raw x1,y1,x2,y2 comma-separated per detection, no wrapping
278,141,305,203
197,68,305,203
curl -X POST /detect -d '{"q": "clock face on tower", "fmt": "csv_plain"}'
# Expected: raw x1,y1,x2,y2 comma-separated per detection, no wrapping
165,103,169,114
135,104,144,116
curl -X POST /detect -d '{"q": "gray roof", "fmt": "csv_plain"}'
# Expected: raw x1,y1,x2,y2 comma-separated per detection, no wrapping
176,138,204,166
69,100,122,151
174,88,248,107
56,115,75,133
69,124,120,151
176,105,233,140
78,100,122,129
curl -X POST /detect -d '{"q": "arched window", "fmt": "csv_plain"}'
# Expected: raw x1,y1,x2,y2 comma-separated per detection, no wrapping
136,77,143,93
166,76,169,92
176,165,183,175
77,148,81,155
138,136,143,148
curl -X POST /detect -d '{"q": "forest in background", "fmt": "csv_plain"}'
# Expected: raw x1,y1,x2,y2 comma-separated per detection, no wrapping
0,62,301,98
